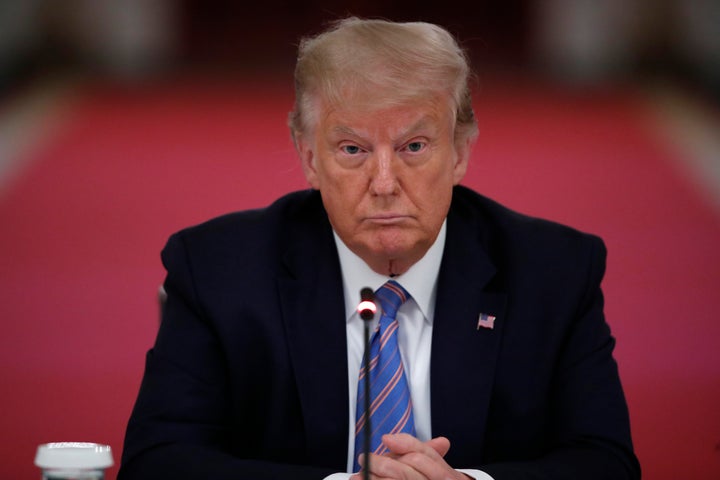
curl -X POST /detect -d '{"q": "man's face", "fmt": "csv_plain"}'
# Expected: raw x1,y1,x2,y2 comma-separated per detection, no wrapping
297,93,469,276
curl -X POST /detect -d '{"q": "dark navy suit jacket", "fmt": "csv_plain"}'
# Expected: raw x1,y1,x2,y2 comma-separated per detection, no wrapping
119,186,640,479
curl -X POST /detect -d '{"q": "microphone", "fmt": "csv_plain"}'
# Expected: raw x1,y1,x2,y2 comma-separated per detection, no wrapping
358,287,377,321
357,287,376,479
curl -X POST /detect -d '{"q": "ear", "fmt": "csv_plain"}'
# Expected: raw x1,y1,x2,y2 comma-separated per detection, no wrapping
296,134,320,189
452,135,472,185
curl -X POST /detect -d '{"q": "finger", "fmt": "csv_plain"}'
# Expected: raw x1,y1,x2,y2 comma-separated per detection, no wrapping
425,437,451,457
350,473,393,480
380,435,463,480
361,451,424,480
382,433,444,460
350,473,394,480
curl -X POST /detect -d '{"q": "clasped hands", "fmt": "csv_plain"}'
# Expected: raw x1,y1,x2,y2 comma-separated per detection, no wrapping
350,433,471,480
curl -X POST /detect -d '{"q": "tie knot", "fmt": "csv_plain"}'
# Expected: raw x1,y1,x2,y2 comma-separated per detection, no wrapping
375,280,410,320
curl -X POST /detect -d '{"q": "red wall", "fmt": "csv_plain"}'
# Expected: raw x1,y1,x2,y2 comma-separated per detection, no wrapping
1,77,719,479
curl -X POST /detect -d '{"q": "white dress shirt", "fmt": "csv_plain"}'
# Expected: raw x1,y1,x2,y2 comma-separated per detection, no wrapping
324,221,493,480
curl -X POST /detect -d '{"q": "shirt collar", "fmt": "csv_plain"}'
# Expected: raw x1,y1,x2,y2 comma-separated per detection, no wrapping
333,220,446,324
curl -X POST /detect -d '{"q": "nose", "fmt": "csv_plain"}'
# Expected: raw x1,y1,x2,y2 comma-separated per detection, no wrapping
368,148,400,196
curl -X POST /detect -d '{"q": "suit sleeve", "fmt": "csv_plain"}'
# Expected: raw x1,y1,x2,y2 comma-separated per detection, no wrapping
482,237,641,480
118,232,335,480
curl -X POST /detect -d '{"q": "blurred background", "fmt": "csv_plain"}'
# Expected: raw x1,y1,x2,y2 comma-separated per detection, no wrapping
1,1,719,479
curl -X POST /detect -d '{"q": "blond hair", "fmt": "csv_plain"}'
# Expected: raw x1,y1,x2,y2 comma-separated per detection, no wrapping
289,17,477,145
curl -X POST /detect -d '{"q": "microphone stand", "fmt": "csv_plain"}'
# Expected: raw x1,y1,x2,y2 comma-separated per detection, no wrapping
362,316,371,480
358,288,376,480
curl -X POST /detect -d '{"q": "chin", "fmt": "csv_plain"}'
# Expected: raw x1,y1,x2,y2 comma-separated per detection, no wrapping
371,236,424,261
351,226,427,257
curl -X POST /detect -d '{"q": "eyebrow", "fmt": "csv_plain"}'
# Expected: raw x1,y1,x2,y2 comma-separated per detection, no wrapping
330,125,359,137
330,116,438,140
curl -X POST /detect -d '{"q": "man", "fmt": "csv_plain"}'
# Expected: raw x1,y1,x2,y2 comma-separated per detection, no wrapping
119,18,640,480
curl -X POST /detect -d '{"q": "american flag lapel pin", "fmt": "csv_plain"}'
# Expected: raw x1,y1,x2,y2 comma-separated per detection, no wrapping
477,312,496,330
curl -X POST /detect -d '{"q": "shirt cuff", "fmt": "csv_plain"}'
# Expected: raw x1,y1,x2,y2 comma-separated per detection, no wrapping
457,468,495,480
323,474,353,480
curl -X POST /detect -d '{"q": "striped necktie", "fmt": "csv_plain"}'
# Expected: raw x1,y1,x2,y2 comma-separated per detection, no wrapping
353,280,416,472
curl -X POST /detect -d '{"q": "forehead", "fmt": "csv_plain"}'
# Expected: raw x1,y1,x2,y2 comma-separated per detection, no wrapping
315,92,454,137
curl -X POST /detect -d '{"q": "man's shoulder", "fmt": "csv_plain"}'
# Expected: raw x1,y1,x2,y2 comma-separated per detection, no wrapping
171,189,324,242
451,185,605,264
161,189,328,267
453,184,597,231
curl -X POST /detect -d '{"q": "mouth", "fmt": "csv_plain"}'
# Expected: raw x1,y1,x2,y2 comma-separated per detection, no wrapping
365,214,411,225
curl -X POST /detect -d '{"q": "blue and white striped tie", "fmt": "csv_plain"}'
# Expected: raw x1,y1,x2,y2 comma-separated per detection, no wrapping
353,280,416,472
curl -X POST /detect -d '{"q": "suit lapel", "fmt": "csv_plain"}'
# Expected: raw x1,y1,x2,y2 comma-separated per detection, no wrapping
277,197,349,469
431,203,507,466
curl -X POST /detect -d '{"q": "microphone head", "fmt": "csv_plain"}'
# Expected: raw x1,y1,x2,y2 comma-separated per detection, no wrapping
358,287,377,321
360,287,374,302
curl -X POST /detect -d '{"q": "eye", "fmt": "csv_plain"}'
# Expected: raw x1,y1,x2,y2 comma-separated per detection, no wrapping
405,141,426,153
335,141,368,168
341,144,362,155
